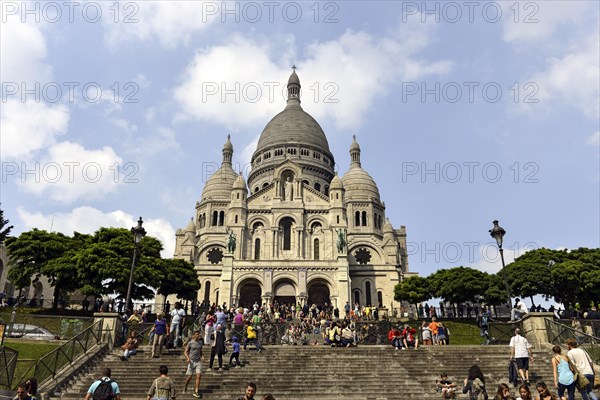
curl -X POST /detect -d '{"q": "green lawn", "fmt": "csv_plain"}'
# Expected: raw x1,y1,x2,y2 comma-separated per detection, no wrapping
4,339,61,359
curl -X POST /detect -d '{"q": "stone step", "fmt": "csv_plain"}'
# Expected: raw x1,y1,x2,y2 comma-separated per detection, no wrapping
54,345,553,400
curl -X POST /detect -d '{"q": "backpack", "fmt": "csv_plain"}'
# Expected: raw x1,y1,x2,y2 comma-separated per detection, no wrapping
164,334,174,349
93,379,114,400
481,314,489,326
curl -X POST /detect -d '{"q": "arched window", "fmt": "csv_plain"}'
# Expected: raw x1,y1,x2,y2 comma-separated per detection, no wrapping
237,193,240,199
204,281,211,303
212,211,218,226
314,238,320,260
354,290,360,305
324,185,329,196
314,182,321,192
254,186,259,193
365,282,372,305
373,214,377,228
355,211,360,227
254,238,261,260
219,211,225,226
336,215,340,224
235,215,238,223
281,218,293,251
262,182,269,188
377,291,383,308
361,211,367,226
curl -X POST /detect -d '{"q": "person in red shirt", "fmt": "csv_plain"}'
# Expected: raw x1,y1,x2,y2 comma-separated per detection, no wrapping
388,326,404,350
402,324,419,349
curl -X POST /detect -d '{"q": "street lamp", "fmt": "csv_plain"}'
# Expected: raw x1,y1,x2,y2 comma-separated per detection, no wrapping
125,217,147,311
489,219,512,309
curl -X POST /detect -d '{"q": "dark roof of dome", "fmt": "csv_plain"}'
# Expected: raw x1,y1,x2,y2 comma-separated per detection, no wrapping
255,104,331,154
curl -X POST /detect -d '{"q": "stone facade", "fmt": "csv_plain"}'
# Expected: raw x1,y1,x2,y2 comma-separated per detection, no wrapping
0,244,55,306
172,71,414,310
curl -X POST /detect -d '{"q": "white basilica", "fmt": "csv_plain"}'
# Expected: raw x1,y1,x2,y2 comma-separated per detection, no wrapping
173,70,412,310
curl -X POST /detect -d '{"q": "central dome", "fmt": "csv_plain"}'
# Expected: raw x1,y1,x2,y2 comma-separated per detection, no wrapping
248,70,335,192
255,105,331,153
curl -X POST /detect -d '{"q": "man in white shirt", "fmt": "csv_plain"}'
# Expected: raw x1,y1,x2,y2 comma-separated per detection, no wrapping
509,328,533,384
170,302,186,348
511,298,529,321
566,338,598,400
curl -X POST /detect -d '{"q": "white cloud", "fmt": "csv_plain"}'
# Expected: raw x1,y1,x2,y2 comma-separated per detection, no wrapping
174,24,452,131
502,2,589,43
588,131,600,146
1,19,52,83
530,35,599,119
1,100,70,159
17,206,175,257
18,141,124,203
102,1,217,49
467,243,534,274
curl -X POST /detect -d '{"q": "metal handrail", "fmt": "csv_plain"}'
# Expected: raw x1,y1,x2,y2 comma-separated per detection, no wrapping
544,318,600,363
6,319,104,390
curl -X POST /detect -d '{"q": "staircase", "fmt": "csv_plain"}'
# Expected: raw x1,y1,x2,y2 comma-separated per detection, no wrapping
53,344,554,400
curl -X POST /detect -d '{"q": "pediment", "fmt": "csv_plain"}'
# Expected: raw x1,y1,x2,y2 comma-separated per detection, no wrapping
248,183,276,206
303,184,330,206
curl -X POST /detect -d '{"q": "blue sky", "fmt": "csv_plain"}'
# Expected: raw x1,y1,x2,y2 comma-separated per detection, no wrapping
1,1,599,281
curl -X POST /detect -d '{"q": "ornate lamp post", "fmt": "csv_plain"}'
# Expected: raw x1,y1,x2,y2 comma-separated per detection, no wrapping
125,217,146,311
489,220,512,308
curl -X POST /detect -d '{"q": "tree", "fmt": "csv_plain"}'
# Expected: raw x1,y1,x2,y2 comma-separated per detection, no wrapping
73,227,163,302
481,273,508,316
6,229,74,308
505,248,564,305
0,206,13,244
429,267,488,305
158,258,200,303
394,276,431,310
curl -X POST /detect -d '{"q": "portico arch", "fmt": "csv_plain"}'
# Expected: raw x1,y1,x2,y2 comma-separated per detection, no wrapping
237,278,262,308
273,279,297,305
307,278,331,307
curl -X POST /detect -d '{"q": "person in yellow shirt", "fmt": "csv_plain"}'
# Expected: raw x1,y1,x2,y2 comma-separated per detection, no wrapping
243,321,262,353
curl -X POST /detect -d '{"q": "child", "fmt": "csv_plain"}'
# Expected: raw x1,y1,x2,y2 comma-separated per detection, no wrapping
229,336,241,367
437,373,457,399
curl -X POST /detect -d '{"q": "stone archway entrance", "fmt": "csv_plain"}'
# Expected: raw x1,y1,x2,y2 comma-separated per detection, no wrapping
273,280,296,306
307,280,330,307
238,279,262,308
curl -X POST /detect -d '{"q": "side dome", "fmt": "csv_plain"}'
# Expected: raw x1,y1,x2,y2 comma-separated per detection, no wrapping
185,217,196,232
233,173,246,190
201,166,237,200
330,173,343,190
342,135,380,201
342,168,380,201
383,218,394,234
201,135,237,201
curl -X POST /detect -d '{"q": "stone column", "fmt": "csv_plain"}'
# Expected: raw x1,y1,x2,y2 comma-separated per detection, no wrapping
520,312,555,349
298,269,307,297
93,312,122,348
296,229,302,258
335,255,350,306
219,254,234,307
